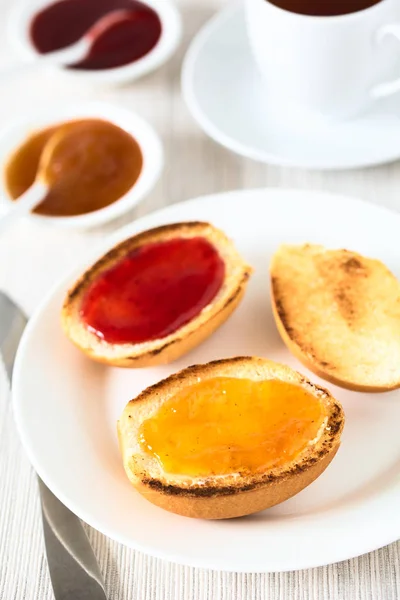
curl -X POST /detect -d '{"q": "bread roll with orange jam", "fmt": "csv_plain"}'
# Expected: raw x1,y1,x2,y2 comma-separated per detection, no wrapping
118,357,344,519
62,222,252,367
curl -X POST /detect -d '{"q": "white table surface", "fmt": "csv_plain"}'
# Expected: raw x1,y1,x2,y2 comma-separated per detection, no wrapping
1,0,400,598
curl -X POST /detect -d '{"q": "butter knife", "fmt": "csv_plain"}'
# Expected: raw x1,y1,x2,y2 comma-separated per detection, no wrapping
0,291,108,600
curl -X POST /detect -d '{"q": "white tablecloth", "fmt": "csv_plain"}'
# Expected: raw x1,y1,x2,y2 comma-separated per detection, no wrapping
1,0,400,597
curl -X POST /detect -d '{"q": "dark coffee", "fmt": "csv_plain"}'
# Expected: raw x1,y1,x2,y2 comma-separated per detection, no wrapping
266,0,381,16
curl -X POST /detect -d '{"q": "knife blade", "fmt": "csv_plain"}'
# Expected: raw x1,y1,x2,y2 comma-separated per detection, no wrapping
0,291,108,600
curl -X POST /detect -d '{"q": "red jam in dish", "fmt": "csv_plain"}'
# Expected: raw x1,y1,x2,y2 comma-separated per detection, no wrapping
80,237,226,344
30,0,162,71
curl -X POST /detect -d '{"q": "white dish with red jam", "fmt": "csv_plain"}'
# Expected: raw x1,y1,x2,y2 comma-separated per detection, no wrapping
8,0,182,85
12,188,400,572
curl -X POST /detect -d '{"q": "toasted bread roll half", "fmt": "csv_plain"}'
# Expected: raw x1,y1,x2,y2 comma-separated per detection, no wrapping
118,357,344,519
62,222,252,368
271,243,400,392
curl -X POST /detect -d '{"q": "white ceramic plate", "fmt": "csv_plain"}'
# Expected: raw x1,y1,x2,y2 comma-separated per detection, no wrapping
0,101,163,229
13,188,400,572
182,5,400,170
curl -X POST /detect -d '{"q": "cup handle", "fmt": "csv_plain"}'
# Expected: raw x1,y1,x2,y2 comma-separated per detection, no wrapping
371,24,400,98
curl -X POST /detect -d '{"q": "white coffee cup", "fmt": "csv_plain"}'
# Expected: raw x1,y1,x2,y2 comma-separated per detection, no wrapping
245,0,400,119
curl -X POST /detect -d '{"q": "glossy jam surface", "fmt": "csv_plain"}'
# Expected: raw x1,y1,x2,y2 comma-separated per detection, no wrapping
139,377,325,476
5,119,143,217
80,237,226,344
30,0,162,70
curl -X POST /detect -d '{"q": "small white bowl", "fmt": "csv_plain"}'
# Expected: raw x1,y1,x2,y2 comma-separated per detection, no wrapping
8,0,182,86
0,101,164,228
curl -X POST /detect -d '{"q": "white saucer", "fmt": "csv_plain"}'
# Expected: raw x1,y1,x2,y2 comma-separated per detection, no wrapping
13,188,400,573
182,5,400,170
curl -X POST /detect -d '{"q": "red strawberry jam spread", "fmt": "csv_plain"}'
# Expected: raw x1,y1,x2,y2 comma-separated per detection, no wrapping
30,0,162,71
80,237,226,344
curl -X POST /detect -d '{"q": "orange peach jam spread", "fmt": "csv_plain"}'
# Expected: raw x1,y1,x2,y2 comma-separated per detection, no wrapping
138,377,325,477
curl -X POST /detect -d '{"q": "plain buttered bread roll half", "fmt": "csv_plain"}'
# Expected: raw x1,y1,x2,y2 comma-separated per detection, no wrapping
270,243,400,392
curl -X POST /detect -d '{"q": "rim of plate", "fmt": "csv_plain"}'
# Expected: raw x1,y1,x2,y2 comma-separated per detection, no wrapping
181,5,400,171
12,188,400,572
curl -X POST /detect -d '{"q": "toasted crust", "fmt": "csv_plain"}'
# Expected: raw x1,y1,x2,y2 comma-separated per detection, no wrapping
118,357,344,519
270,244,400,392
61,222,252,367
